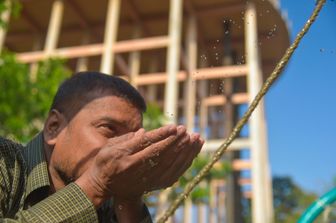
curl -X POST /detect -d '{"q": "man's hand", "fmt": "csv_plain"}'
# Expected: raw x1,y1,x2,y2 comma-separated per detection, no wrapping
76,125,204,208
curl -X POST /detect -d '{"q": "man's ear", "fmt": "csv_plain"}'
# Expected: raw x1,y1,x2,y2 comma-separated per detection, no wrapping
43,109,67,146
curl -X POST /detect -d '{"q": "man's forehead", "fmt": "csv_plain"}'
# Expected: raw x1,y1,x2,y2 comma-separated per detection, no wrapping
84,95,136,110
80,96,142,125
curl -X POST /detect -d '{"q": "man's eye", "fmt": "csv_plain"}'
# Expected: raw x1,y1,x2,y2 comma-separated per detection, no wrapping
98,125,116,137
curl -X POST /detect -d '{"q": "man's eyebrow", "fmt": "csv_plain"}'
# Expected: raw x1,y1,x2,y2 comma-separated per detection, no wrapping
95,116,126,126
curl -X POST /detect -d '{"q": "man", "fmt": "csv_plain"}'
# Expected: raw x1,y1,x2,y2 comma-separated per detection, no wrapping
0,71,204,222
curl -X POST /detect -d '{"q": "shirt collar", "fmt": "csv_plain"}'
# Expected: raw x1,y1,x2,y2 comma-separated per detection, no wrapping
22,132,50,200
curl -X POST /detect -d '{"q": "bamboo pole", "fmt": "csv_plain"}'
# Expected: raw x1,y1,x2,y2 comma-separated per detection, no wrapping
44,0,64,56
100,0,121,74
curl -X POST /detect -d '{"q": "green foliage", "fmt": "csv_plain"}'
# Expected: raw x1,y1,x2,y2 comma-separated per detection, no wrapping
0,0,21,28
273,176,318,223
0,51,70,143
170,155,231,204
143,103,166,131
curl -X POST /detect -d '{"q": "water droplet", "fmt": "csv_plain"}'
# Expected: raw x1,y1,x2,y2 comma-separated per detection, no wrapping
320,48,324,52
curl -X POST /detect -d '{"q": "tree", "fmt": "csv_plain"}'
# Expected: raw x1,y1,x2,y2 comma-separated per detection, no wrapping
0,0,21,28
0,51,70,143
142,103,166,131
273,176,317,223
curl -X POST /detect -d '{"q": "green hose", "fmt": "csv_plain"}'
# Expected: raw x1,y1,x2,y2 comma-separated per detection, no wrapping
298,187,336,223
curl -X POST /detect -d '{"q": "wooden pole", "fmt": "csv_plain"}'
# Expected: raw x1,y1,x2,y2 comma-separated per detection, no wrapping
29,35,43,82
217,180,226,222
198,54,209,138
147,58,159,102
76,32,90,72
184,15,197,132
157,0,183,220
261,107,274,222
129,27,141,87
44,0,64,56
197,204,206,223
245,3,273,223
164,0,183,123
0,0,11,53
183,198,193,223
183,17,197,222
100,0,121,74
209,180,217,223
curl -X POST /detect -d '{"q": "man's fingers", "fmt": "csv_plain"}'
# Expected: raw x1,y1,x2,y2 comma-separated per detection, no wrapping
145,124,177,143
130,125,186,161
154,136,204,188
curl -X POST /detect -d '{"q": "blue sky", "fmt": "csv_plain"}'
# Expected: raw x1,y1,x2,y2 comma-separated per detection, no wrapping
265,0,336,194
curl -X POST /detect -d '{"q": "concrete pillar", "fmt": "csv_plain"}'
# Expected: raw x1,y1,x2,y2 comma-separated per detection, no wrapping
44,0,64,56
100,0,121,74
245,3,273,223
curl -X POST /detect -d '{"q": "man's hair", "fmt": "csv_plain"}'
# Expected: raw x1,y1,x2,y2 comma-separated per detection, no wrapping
50,71,146,119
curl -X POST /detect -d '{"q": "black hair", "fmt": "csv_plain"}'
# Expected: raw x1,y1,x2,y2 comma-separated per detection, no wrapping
50,71,146,119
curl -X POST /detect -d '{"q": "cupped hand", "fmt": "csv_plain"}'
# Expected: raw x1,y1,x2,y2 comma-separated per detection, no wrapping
76,125,204,207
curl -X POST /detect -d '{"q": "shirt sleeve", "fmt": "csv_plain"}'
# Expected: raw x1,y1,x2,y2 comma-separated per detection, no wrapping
140,205,153,223
1,183,98,223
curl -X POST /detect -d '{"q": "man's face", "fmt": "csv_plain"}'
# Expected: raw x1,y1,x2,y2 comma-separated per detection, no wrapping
50,95,143,184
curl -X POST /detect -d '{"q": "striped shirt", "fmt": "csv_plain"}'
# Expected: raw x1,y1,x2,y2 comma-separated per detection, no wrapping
0,133,152,222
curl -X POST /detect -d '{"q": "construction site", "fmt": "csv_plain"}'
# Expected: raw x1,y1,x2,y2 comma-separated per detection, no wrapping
1,0,291,222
